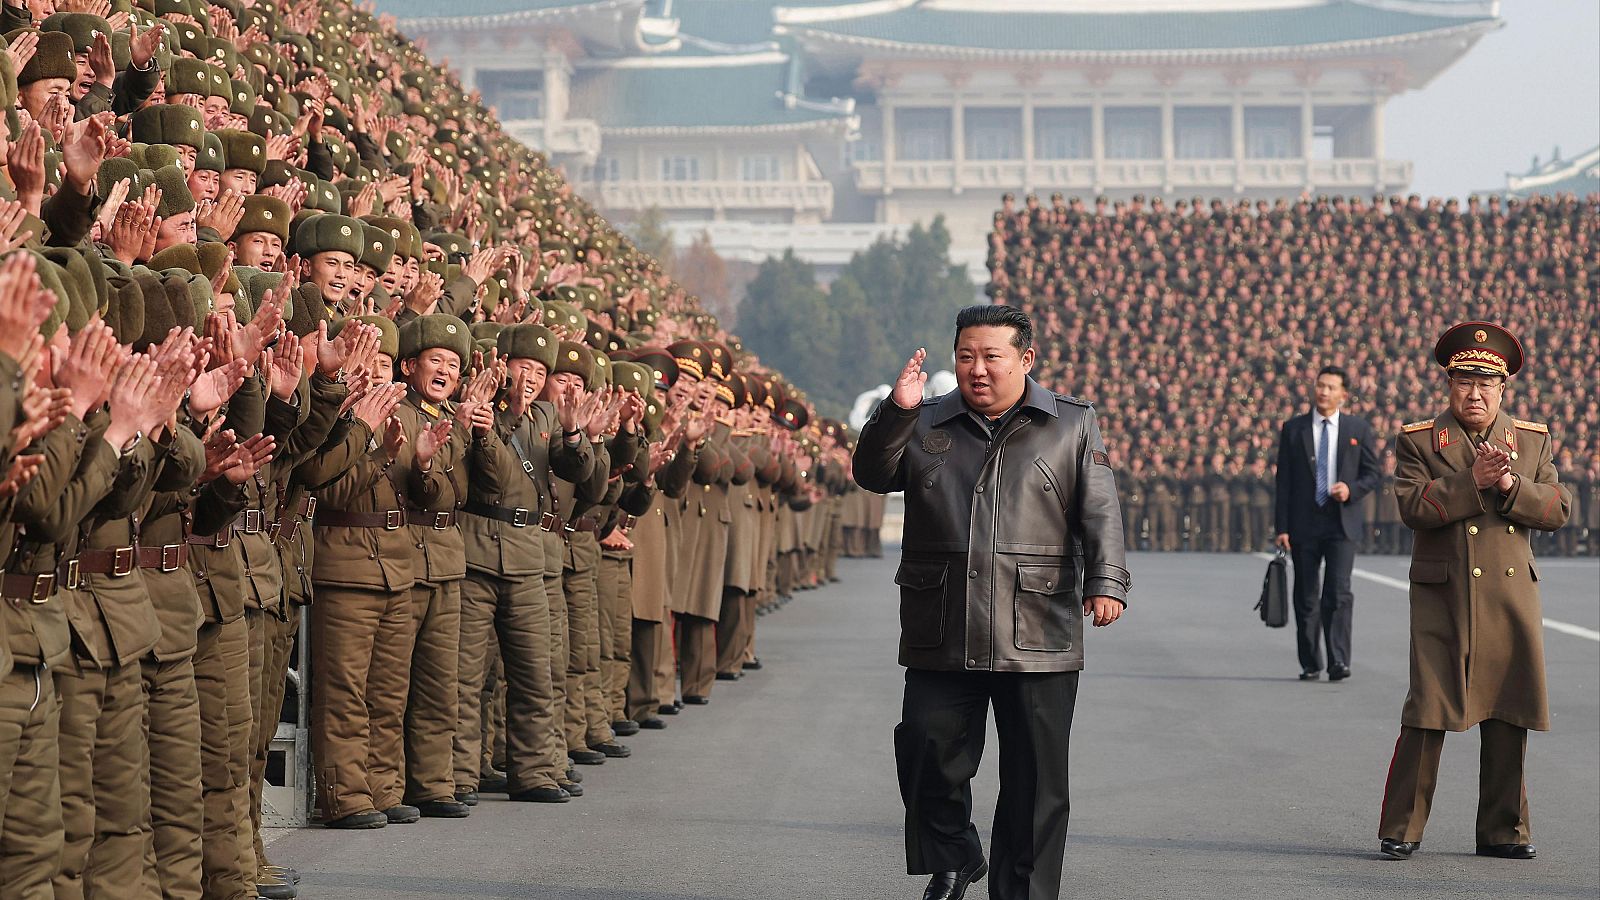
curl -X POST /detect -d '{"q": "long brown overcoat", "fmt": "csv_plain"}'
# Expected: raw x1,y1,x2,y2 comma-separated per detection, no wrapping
1394,409,1570,733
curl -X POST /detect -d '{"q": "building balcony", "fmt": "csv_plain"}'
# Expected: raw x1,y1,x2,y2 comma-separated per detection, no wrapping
852,157,1412,196
596,180,835,217
502,118,603,161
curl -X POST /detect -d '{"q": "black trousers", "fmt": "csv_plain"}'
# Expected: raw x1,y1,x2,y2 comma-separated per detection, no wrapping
895,668,1079,900
1289,534,1356,673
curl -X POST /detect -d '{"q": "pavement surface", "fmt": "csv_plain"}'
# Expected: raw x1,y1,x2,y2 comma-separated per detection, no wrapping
269,551,1600,899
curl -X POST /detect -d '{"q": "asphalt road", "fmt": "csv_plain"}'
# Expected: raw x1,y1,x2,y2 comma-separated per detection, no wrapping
268,551,1600,899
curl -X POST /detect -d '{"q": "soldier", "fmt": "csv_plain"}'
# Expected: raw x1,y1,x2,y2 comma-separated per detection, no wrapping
1378,322,1570,862
1246,455,1274,552
1374,451,1401,554
392,315,478,819
1228,457,1251,554
1182,458,1207,551
1120,457,1146,551
454,323,591,804
1204,453,1232,552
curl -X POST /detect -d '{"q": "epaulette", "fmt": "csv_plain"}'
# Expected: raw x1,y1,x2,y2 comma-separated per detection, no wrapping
1402,420,1433,434
1054,393,1092,408
1512,419,1548,434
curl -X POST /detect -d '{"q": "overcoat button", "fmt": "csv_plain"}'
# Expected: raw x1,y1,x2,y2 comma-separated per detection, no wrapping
1468,525,1478,535
1506,567,1515,577
1507,525,1515,534
975,485,984,493
968,570,978,579
1472,567,1482,578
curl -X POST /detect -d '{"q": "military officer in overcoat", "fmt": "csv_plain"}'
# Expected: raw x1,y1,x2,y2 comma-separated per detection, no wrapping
1378,322,1570,862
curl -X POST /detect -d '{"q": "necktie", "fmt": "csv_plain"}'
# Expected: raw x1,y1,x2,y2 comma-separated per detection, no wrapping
1315,419,1330,506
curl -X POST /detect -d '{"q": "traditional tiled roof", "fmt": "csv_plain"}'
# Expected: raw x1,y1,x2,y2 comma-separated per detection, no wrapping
1504,146,1600,199
384,0,637,30
775,0,1502,62
569,55,853,135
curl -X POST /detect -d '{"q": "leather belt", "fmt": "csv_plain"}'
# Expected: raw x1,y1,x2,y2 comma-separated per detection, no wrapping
186,529,230,548
232,509,267,534
2,572,56,604
270,496,318,542
136,543,189,572
539,511,562,533
564,515,599,535
461,502,532,528
73,546,137,578
314,509,406,530
617,514,637,531
406,508,458,530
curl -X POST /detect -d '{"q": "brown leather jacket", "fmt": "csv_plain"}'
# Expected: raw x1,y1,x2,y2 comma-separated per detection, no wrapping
853,379,1130,673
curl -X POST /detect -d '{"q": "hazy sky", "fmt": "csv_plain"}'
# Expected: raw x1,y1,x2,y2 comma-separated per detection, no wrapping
1385,0,1600,197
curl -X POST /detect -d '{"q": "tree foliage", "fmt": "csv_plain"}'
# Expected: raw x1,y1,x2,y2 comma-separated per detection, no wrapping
735,216,975,417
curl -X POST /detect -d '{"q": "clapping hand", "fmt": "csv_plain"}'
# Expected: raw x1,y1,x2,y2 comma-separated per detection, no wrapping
1473,442,1515,493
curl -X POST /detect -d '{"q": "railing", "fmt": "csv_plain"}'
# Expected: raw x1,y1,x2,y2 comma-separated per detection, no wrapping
501,118,603,159
855,157,1412,194
596,180,835,214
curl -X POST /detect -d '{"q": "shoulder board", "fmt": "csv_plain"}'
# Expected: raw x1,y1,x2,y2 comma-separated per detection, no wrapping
1401,420,1434,434
1513,419,1548,434
420,400,441,419
1054,393,1092,408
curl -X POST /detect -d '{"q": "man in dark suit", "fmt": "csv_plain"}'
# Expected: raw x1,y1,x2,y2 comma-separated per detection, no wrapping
1275,365,1380,681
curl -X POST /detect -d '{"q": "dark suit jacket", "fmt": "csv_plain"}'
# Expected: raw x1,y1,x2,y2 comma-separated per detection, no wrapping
1274,411,1380,541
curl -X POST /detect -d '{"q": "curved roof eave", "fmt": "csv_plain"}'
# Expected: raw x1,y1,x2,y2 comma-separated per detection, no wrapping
776,17,1501,64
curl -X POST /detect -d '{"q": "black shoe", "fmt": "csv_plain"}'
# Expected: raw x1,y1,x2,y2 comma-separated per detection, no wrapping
673,699,684,710
1299,670,1321,681
715,672,740,682
569,749,607,766
1379,838,1420,859
454,790,479,807
255,875,297,899
742,658,763,671
415,798,472,818
590,740,631,759
383,804,421,824
566,766,582,784
682,695,710,706
558,780,583,798
638,717,667,730
1476,843,1536,859
1329,665,1351,682
658,704,680,716
923,860,988,900
612,719,641,736
324,809,387,829
262,865,299,885
478,770,508,794
508,786,571,803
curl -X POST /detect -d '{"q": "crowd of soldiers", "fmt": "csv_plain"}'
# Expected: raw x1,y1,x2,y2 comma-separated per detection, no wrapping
987,191,1598,557
0,0,864,898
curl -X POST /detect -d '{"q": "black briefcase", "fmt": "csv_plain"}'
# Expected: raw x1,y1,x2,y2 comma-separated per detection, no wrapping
1255,551,1289,628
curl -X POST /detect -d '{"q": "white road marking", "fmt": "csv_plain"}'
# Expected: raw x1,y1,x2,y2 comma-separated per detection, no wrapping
1251,553,1599,643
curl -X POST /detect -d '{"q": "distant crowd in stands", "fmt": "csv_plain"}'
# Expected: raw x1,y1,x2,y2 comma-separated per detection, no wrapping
986,191,1599,555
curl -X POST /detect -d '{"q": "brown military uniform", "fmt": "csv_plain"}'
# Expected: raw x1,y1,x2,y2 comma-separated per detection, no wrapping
1379,411,1570,846
309,417,421,821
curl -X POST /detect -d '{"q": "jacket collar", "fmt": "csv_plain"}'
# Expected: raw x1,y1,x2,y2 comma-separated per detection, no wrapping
930,378,1058,427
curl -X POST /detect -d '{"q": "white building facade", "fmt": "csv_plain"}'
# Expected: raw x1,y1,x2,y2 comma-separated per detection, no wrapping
384,0,1502,271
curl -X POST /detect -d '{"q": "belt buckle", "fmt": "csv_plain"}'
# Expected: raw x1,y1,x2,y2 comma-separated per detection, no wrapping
112,547,135,577
621,515,637,530
433,512,451,530
539,512,558,532
267,521,282,541
160,544,182,573
522,460,535,474
242,509,264,534
64,559,81,591
30,574,55,604
304,497,318,520
384,509,403,530
510,508,530,528
212,531,232,548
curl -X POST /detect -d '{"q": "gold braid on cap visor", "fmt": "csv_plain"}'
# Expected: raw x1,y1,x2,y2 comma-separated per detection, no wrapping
1447,348,1509,375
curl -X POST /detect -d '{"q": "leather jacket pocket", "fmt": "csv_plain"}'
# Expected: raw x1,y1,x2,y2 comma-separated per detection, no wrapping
894,560,948,649
1014,562,1076,652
